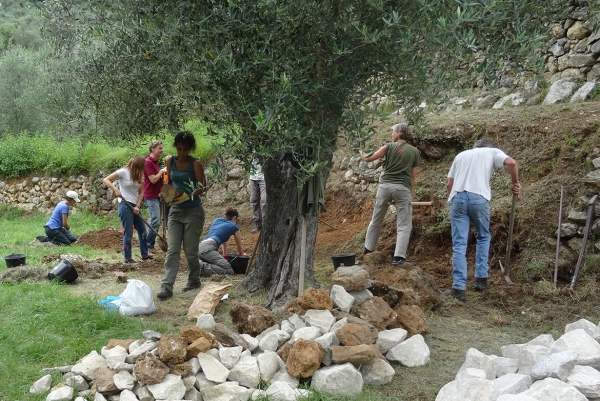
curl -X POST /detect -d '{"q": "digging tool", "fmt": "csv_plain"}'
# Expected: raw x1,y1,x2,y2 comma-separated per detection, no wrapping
570,194,598,290
246,228,263,276
499,193,517,285
123,201,168,252
554,186,564,289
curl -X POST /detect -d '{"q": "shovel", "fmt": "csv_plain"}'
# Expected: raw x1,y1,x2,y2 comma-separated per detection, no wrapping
123,201,168,252
498,194,517,285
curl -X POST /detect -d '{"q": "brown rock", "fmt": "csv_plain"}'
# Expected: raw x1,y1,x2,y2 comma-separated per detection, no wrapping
171,362,192,377
399,288,419,306
390,305,431,336
331,266,370,291
293,287,333,314
335,323,374,346
331,344,380,366
230,303,275,336
133,353,169,385
212,323,250,349
186,337,213,359
95,365,119,395
352,296,397,331
377,265,442,311
330,311,379,341
363,251,388,265
180,326,218,348
156,334,187,365
114,272,128,283
105,339,135,350
285,339,324,379
369,280,403,308
277,342,293,363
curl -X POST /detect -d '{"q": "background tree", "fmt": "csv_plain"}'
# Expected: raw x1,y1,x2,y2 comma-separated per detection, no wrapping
45,0,577,308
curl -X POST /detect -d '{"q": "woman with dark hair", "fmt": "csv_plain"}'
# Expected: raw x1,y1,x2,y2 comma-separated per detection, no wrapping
103,155,151,263
44,190,80,246
198,207,245,276
157,131,207,299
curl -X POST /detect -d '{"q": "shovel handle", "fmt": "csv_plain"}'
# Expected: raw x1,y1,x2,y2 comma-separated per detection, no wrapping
504,194,517,273
123,201,168,244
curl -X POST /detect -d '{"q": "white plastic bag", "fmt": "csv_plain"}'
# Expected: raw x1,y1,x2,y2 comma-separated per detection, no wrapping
118,279,157,316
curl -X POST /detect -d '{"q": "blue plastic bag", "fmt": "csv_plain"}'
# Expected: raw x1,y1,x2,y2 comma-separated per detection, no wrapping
98,295,121,311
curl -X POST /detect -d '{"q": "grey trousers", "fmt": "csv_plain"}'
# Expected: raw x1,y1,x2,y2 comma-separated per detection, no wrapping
198,241,234,276
160,206,205,291
249,179,267,222
364,183,413,258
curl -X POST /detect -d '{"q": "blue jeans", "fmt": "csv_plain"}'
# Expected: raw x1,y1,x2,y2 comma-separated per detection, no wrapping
450,191,490,290
143,198,161,249
44,226,77,246
118,201,149,260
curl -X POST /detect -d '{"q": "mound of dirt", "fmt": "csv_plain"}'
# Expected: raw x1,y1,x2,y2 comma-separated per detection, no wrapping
77,228,131,252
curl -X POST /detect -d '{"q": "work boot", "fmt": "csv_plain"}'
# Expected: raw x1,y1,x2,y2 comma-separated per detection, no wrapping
363,247,373,255
392,256,405,265
474,278,488,292
157,286,173,299
251,221,262,233
182,282,201,292
443,288,466,302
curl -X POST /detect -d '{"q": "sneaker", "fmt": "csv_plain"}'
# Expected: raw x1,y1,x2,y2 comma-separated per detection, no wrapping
157,286,173,299
182,282,201,292
392,256,405,265
124,258,137,264
443,288,466,302
251,221,262,233
474,277,488,292
142,255,154,261
363,247,373,255
148,248,157,255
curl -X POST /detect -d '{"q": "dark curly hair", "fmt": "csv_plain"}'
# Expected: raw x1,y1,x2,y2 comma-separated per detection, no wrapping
225,207,239,220
173,131,196,151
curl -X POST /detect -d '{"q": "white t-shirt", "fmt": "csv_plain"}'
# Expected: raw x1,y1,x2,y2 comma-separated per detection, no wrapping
116,168,141,204
447,148,509,203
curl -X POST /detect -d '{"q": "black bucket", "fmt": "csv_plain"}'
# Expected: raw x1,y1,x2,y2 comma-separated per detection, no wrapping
48,259,78,283
227,254,250,275
4,253,26,268
331,253,356,270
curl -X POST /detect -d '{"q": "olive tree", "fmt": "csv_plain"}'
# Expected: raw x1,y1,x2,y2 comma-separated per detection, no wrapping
45,0,568,307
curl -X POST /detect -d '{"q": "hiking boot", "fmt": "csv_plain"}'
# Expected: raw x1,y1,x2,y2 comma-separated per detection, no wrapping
443,288,466,302
363,247,373,255
142,255,154,261
251,221,262,233
124,258,137,264
392,256,405,265
474,277,488,292
157,286,173,299
182,282,201,292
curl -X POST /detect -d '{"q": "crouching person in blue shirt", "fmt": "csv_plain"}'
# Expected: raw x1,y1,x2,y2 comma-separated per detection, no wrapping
44,190,80,245
199,207,245,276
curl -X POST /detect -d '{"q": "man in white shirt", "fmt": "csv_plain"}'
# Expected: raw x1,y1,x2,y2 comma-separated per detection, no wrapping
446,138,521,302
249,158,267,233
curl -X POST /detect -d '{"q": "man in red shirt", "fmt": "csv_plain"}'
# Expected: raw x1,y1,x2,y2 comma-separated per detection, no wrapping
143,140,167,254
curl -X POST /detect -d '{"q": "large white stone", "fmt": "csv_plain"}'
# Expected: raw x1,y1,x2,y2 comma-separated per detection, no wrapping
196,314,216,331
517,344,549,374
118,389,138,401
435,378,499,401
71,351,107,381
329,317,348,333
360,358,396,385
315,332,339,366
330,284,354,313
257,351,281,382
288,314,307,330
281,320,295,335
312,363,363,396
526,334,554,347
493,373,533,395
289,327,322,344
196,353,230,383
240,334,259,352
201,381,252,401
496,395,538,401
101,345,128,369
146,374,186,401
46,386,74,401
184,386,203,401
264,381,306,401
549,329,600,368
565,319,596,337
30,374,52,394
543,78,578,105
258,330,290,352
530,350,578,381
126,340,159,363
386,334,430,367
272,371,300,389
113,370,136,391
194,372,218,390
456,368,487,380
456,348,495,380
188,357,201,375
183,375,196,391
490,355,519,377
566,365,600,398
520,377,587,400
219,346,243,369
348,289,373,305
376,328,408,354
501,344,524,360
228,355,260,389
303,309,337,333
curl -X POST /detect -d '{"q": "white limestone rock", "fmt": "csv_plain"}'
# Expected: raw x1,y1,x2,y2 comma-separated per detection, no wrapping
184,386,203,401
272,371,300,389
289,327,322,344
496,395,538,401
456,368,487,380
201,381,252,401
240,334,259,352
258,330,290,352
126,340,159,364
257,351,281,382
303,309,337,333
219,346,243,369
520,377,587,401
526,334,554,347
280,320,295,335
228,355,261,389
146,374,186,400
435,378,499,401
205,348,221,360
188,357,201,375
71,350,108,381
530,350,578,381
566,365,600,398
312,363,363,396
119,389,138,401
315,332,340,366
66,375,90,391
517,344,549,375
501,344,524,360
348,289,373,305
30,374,52,394
330,284,354,313
386,334,430,367
329,317,348,333
360,358,396,386
46,386,74,401
490,355,519,377
113,370,136,391
288,314,307,330
265,381,306,401
194,372,218,390
183,375,197,391
196,314,216,331
565,319,596,337
493,373,533,395
196,353,230,383
101,345,128,369
376,328,408,354
549,329,600,368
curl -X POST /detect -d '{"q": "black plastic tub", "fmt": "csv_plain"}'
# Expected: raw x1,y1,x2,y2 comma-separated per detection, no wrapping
227,254,250,275
48,259,78,283
4,253,26,268
330,253,356,270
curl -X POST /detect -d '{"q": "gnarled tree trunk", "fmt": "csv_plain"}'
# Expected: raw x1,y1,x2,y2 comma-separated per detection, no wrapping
242,154,331,309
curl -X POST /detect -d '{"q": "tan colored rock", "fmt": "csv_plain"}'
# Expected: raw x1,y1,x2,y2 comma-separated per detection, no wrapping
331,345,380,367
377,265,442,311
114,272,128,283
230,303,275,336
133,353,169,385
180,326,218,348
293,287,333,314
399,288,419,306
331,266,370,291
390,305,431,336
331,311,379,341
156,334,187,365
95,365,119,395
186,337,213,359
336,323,375,346
285,339,324,379
352,296,397,331
363,251,387,265
171,362,192,377
212,323,250,348
277,342,293,363
567,21,591,40
105,339,136,350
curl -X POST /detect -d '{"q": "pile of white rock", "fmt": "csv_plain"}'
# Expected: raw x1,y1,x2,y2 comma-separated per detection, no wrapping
436,318,600,401
31,307,431,401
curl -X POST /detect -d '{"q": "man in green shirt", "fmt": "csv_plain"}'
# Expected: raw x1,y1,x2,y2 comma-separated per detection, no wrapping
359,123,421,265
